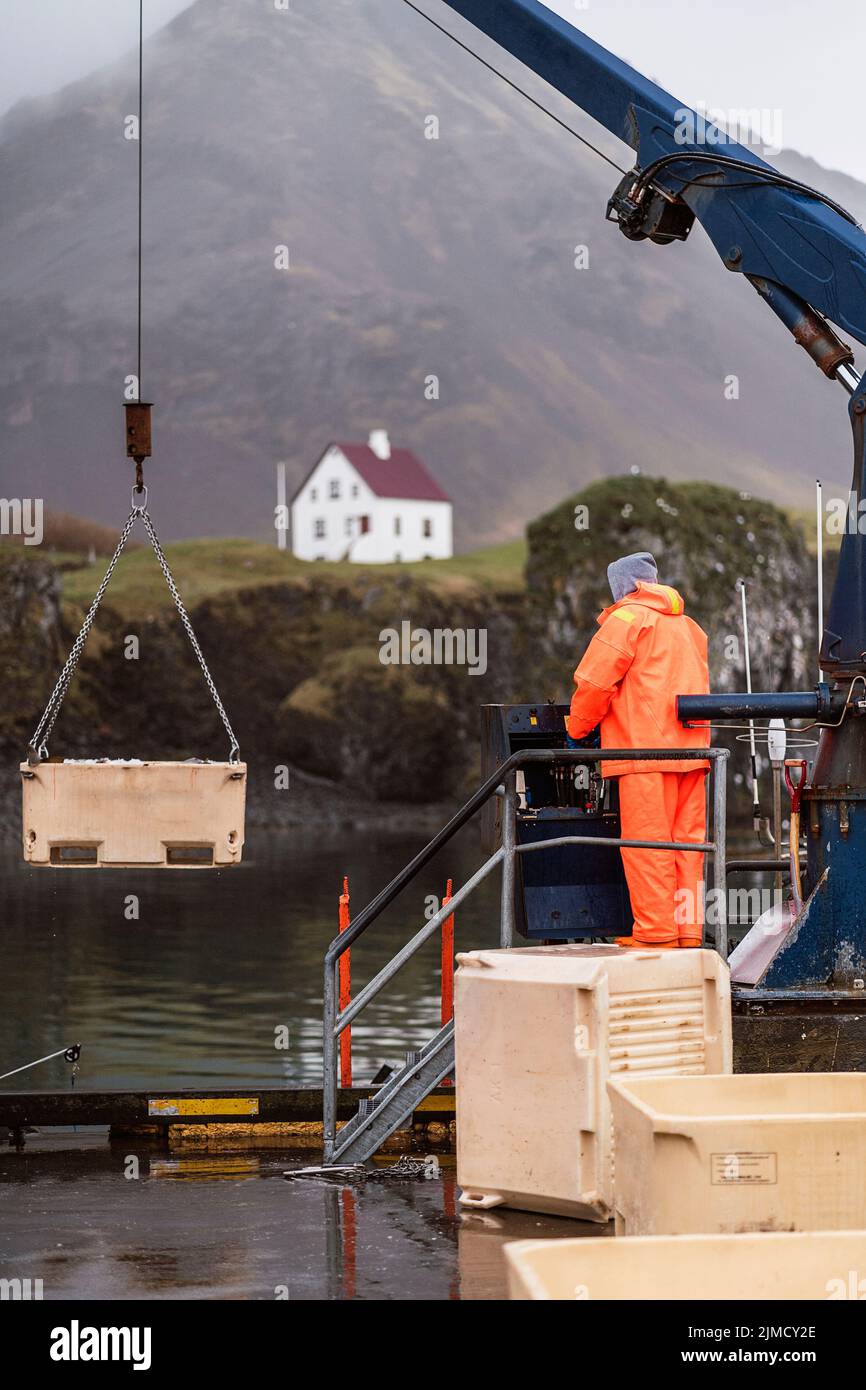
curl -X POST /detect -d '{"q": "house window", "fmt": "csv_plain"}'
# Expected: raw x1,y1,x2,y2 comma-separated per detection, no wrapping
345,517,353,536
310,487,317,501
422,518,433,538
314,518,326,539
329,479,340,499
394,517,402,536
351,484,359,498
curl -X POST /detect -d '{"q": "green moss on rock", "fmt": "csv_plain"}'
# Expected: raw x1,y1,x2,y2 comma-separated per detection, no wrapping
526,475,816,698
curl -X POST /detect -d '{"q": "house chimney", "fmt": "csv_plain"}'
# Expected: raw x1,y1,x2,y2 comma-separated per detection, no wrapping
368,428,391,460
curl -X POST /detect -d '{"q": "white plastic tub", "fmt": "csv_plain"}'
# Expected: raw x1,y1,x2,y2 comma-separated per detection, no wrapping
608,1071,866,1235
455,944,731,1221
505,1231,866,1300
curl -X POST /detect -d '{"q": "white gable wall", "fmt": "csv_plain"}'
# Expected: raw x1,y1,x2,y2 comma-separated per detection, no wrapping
290,446,453,563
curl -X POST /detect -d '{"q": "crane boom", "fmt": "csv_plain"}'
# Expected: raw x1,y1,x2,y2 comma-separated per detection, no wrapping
439,0,866,358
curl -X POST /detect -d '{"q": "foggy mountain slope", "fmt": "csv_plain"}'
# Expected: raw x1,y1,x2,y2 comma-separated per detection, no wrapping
0,0,860,546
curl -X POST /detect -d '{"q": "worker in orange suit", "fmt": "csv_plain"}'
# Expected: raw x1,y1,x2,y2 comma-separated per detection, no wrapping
565,553,710,949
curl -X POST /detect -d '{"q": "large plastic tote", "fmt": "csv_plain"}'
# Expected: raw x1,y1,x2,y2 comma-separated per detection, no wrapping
505,1231,866,1300
455,944,731,1221
21,759,247,868
608,1071,866,1235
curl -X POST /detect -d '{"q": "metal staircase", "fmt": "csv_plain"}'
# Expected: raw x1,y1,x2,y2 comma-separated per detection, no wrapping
328,1022,455,1165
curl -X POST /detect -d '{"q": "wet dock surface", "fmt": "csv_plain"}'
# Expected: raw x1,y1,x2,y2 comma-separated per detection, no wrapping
0,1131,606,1300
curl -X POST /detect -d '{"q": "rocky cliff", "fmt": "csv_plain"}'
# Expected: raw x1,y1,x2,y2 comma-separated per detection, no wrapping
526,475,826,699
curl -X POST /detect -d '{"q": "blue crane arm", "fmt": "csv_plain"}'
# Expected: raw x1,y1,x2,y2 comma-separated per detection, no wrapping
430,0,866,674
439,0,866,355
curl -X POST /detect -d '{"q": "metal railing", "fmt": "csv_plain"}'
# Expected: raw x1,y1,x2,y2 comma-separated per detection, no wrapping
724,858,791,931
322,745,729,1159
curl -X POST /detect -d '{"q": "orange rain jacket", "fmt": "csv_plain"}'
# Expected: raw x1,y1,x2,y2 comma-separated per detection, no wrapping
566,582,710,777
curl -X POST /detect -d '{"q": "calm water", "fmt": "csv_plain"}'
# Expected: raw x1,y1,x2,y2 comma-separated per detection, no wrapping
0,811,760,1094
0,824,499,1093
1,819,750,1301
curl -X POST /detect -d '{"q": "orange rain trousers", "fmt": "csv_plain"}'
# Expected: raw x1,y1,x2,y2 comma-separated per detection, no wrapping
618,768,707,946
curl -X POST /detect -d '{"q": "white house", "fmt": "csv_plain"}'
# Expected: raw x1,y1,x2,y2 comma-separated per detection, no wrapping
290,430,453,563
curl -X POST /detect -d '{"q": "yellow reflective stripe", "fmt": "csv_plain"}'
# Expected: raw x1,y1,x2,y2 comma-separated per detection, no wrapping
610,607,636,624
644,583,682,614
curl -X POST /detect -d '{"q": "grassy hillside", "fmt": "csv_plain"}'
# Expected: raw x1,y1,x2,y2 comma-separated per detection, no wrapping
3,535,530,804
58,537,528,611
50,498,827,618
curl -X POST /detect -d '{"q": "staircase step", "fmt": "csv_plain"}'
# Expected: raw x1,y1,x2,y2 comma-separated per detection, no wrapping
329,1020,455,1165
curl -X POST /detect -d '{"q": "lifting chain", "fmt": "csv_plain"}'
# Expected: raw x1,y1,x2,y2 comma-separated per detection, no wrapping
27,488,240,765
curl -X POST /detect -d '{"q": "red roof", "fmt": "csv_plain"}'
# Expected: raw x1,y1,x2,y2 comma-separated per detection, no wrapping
334,442,451,503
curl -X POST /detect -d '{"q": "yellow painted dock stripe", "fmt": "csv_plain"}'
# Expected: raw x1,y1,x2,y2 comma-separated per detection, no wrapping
414,1094,456,1114
148,1097,260,1117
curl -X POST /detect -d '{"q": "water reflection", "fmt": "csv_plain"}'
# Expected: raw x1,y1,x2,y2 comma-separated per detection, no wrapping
1,818,758,1093
148,1155,261,1181
0,824,500,1091
0,1128,615,1300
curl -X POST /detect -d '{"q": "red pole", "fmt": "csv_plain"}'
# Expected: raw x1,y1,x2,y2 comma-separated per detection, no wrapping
339,876,352,1089
441,877,455,1027
340,1187,357,1300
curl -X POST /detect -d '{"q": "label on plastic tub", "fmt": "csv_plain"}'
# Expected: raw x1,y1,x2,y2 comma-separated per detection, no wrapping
711,1151,777,1185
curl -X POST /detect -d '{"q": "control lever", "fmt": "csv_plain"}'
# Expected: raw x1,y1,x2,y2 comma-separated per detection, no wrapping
784,759,808,914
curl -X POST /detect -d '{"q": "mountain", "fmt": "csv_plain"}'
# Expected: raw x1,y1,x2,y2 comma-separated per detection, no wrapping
1,0,862,549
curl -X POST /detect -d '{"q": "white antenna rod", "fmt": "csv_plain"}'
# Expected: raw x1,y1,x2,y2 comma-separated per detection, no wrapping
816,479,824,682
739,579,761,824
740,578,753,693
276,461,287,551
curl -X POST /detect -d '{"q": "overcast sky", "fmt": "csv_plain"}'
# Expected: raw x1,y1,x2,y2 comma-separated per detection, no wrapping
543,0,863,182
0,0,194,114
1,0,863,182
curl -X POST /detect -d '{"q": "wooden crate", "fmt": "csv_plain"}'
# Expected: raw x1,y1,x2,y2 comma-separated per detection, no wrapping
21,760,246,868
